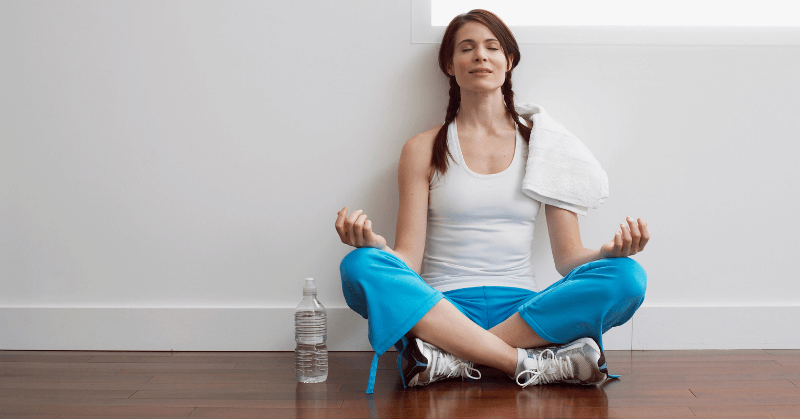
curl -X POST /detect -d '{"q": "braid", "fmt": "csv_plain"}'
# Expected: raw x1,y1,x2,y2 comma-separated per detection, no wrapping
444,76,461,123
432,76,461,176
501,73,531,143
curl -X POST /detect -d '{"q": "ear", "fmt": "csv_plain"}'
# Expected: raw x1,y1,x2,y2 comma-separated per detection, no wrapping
446,62,454,76
506,53,514,72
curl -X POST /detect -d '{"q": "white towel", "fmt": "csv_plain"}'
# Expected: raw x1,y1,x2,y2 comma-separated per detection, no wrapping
515,103,609,215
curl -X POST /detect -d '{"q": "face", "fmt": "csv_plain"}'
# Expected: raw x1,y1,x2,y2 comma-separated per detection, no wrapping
447,21,512,93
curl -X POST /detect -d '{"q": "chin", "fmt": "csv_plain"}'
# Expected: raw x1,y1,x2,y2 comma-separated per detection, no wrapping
463,82,505,94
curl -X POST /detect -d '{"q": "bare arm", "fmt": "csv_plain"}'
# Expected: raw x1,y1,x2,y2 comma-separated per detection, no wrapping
545,204,602,276
334,128,436,274
391,130,436,273
546,204,652,276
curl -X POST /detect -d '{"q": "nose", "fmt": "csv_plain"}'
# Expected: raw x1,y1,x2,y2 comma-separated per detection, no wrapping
474,46,488,62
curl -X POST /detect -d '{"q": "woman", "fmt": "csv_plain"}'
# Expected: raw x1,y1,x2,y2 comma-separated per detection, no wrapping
334,9,649,394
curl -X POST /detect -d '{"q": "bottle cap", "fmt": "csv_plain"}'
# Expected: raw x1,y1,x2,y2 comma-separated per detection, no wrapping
303,277,317,295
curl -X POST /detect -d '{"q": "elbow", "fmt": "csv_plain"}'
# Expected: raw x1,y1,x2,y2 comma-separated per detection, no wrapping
553,255,568,277
553,259,565,277
554,254,576,277
391,247,421,274
553,246,584,277
407,256,423,275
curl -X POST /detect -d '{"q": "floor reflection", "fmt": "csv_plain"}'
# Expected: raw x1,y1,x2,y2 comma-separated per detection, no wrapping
513,384,609,418
291,367,610,418
294,381,330,410
378,369,610,419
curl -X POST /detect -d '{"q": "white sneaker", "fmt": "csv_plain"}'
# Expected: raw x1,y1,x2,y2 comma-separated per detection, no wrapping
515,337,607,387
402,338,481,387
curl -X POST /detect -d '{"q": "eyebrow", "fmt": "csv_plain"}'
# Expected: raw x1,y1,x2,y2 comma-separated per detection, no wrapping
456,38,499,47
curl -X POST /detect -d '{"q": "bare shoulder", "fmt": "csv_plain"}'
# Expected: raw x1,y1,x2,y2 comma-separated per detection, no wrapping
406,124,441,151
402,124,442,183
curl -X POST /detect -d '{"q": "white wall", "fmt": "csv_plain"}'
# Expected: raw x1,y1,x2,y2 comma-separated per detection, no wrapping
2,0,799,351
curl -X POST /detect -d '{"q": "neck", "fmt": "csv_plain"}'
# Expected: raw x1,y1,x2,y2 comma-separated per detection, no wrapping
456,87,514,133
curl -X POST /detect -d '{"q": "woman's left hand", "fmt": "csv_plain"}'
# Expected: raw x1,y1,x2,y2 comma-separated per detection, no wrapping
600,216,650,258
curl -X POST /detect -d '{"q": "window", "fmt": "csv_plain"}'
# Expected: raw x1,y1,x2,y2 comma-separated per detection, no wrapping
412,0,800,45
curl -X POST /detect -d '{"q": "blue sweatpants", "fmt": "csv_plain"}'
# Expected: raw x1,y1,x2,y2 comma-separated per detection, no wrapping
339,247,647,393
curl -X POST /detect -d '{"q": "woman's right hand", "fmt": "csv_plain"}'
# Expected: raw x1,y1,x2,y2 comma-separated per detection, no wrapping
335,207,387,250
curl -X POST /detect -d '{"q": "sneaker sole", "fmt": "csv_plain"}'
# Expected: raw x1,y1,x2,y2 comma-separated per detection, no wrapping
402,338,429,387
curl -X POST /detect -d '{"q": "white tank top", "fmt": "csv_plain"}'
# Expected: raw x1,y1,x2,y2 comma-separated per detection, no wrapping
420,118,542,293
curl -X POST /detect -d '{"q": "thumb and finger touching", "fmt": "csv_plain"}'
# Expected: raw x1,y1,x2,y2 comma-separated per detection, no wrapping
607,218,650,257
337,208,384,248
344,209,362,245
339,207,647,255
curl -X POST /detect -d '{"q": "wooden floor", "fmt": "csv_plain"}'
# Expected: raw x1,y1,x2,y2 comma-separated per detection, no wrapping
1,349,799,418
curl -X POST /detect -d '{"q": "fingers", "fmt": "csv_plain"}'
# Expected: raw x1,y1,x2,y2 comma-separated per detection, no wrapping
345,209,363,245
364,218,374,238
335,207,348,243
364,219,376,245
619,216,649,256
336,208,372,247
625,216,641,254
354,213,368,246
619,221,632,255
638,218,649,251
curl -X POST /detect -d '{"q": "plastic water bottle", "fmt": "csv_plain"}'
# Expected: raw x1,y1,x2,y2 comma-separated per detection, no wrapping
295,277,328,383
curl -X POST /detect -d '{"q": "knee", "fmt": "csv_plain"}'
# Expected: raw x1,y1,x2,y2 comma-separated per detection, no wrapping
339,247,385,318
339,247,382,282
607,257,647,300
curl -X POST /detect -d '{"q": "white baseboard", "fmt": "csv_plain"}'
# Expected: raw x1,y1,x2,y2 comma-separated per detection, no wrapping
0,307,369,351
632,305,800,349
1,305,797,351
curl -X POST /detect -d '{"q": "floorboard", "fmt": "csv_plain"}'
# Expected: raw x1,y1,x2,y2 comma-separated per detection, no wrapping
0,349,798,418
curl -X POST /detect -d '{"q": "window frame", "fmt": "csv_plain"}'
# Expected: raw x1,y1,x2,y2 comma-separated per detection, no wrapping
412,0,800,45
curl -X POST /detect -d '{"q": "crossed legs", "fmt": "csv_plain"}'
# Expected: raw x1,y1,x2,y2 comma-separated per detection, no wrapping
407,298,549,377
339,247,647,381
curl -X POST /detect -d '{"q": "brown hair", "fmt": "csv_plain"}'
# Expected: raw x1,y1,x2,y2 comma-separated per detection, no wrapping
431,9,531,177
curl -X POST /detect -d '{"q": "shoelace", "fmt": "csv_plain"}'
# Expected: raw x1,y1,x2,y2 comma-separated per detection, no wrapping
434,351,482,380
515,349,576,387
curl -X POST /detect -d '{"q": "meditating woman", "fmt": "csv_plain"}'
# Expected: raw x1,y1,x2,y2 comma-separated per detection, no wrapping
334,9,649,394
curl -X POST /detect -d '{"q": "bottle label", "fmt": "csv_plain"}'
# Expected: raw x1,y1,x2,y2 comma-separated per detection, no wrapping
295,311,327,344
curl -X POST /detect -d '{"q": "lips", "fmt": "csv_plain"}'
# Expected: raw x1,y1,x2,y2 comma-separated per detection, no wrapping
469,68,492,73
